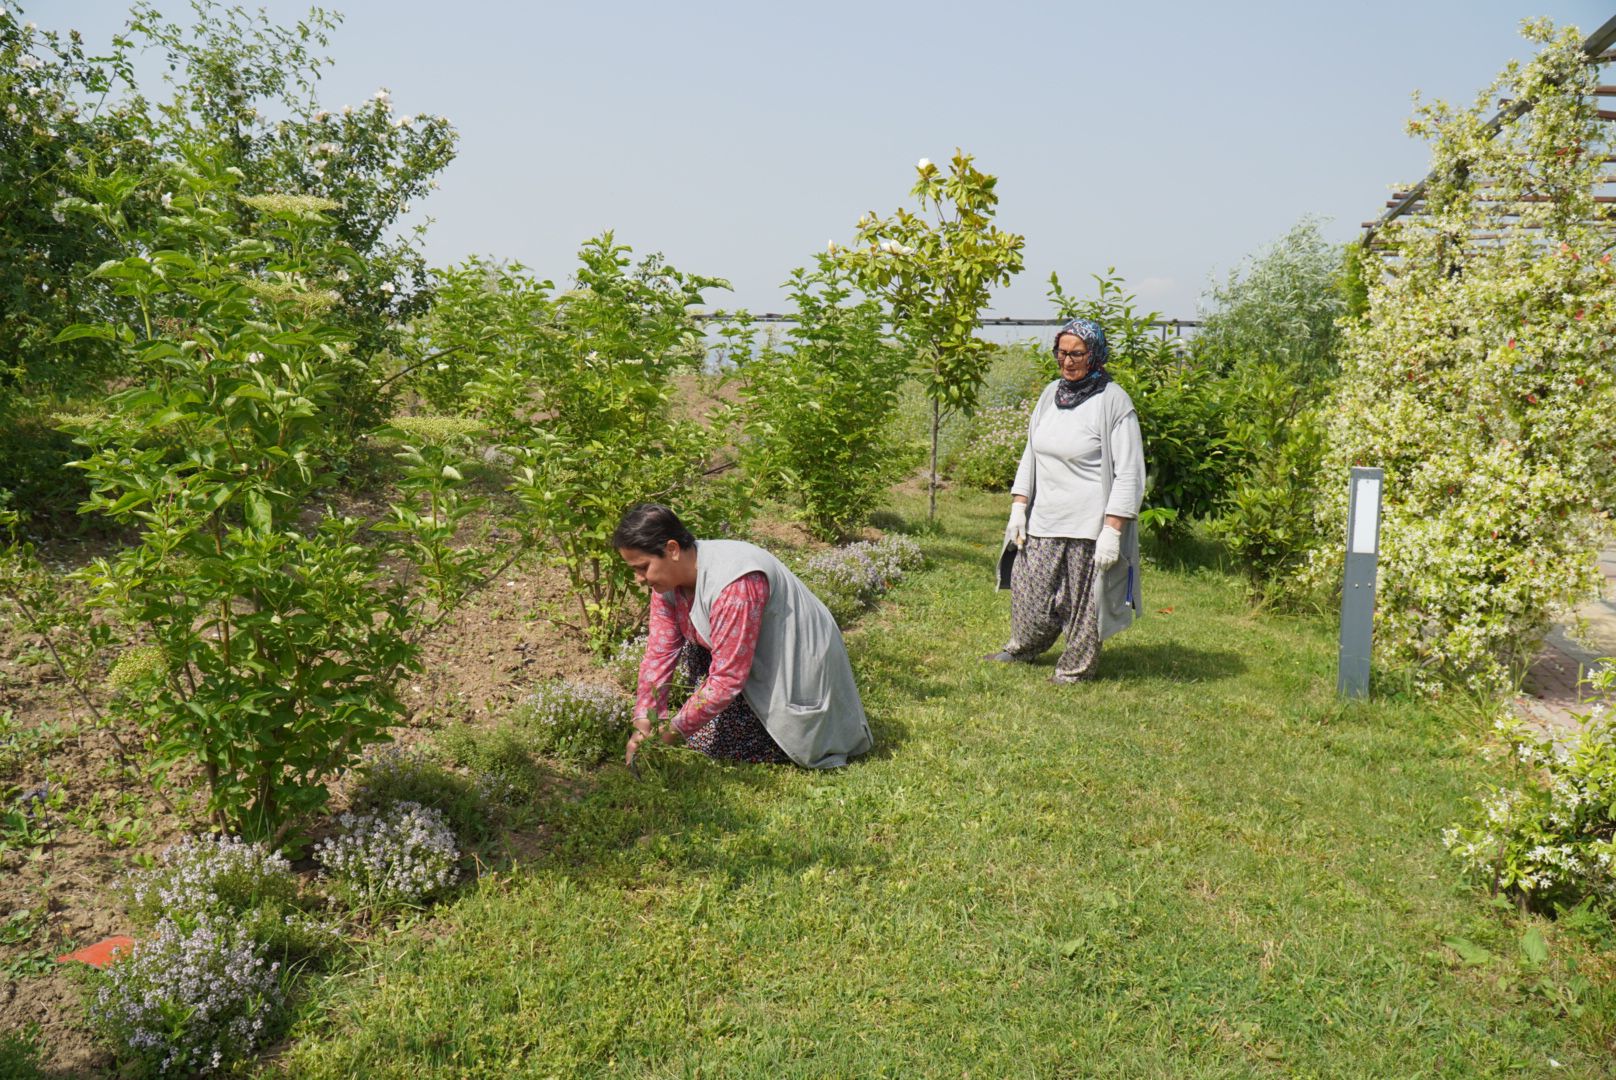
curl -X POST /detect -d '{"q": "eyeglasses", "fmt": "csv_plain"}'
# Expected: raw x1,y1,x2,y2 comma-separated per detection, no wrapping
1054,348,1090,363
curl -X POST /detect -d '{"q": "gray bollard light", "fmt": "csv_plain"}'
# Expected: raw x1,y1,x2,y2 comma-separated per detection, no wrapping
1338,466,1384,698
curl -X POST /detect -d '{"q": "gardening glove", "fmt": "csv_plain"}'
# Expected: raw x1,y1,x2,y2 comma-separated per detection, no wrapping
1006,502,1028,548
1093,525,1122,571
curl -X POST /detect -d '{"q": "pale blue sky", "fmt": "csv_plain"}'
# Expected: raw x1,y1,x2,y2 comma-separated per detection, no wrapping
43,0,1615,320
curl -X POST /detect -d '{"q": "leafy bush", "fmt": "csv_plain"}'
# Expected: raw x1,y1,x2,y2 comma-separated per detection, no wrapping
487,235,749,654
1308,21,1616,692
316,801,461,909
91,914,283,1077
1446,664,1616,910
508,680,634,766
1,2,457,486
1197,218,1346,601
47,173,490,845
739,255,910,539
951,402,1032,491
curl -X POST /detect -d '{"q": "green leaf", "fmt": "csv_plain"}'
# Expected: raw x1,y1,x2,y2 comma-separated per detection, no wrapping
1520,926,1549,965
245,491,272,533
53,323,119,344
1444,937,1493,966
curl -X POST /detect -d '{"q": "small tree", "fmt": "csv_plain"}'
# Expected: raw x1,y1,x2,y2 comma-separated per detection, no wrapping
481,234,749,653
841,150,1024,521
45,162,487,845
738,254,909,539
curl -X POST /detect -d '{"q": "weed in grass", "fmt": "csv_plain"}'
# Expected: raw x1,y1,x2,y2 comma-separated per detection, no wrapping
0,907,54,978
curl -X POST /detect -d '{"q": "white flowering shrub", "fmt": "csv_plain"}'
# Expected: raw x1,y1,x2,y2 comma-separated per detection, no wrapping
315,800,461,909
90,914,283,1077
129,836,299,923
509,680,634,767
1446,663,1616,909
1308,21,1616,693
126,835,338,966
952,402,1031,491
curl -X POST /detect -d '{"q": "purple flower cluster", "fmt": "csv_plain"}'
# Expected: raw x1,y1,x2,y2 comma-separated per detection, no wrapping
315,800,460,908
90,914,282,1076
513,679,633,765
803,535,926,602
128,835,298,924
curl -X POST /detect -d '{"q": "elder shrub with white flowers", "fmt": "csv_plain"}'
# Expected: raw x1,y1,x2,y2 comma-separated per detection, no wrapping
1310,21,1616,693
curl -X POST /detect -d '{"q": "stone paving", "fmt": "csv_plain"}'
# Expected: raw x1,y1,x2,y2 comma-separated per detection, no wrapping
1513,542,1616,737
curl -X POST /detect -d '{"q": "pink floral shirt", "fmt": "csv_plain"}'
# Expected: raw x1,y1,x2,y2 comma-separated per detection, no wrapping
635,571,770,736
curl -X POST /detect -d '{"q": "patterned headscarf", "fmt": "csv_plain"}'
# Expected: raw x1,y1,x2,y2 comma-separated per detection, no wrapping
1052,317,1111,410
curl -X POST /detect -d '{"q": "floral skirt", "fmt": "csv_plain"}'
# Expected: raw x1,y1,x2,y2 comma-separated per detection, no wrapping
1004,534,1102,682
677,642,792,764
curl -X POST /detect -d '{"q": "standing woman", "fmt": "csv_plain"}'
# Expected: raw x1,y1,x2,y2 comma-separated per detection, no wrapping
614,504,873,768
986,317,1146,682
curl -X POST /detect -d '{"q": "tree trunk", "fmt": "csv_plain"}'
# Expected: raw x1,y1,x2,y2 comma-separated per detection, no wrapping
929,396,940,523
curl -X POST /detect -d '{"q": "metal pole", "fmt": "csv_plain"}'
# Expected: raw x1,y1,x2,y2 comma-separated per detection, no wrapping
1338,467,1384,698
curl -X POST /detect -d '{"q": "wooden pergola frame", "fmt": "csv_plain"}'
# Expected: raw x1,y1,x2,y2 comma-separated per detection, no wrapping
1360,13,1616,251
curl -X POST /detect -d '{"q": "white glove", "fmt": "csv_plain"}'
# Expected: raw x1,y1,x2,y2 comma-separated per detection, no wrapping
1093,525,1122,571
1006,502,1028,548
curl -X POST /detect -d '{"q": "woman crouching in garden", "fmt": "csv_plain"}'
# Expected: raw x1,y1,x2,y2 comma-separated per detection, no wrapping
614,503,873,768
987,316,1146,682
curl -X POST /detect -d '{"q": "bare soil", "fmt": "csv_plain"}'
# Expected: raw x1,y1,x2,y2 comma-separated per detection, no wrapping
0,525,617,1075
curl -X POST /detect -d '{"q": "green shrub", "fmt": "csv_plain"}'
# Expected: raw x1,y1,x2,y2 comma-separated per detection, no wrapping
499,235,750,655
950,402,1031,492
45,172,491,846
739,255,910,539
798,535,925,627
436,725,547,808
508,680,634,767
1197,218,1345,601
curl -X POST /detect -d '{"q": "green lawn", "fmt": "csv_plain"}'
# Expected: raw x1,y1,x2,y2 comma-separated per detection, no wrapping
270,491,1614,1078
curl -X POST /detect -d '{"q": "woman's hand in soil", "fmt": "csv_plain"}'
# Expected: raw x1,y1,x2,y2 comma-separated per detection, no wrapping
626,714,654,766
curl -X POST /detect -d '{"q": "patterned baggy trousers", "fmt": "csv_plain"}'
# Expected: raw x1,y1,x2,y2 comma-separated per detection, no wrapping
1004,535,1102,681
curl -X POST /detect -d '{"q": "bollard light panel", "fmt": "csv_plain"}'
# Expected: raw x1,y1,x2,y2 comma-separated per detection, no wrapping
1338,466,1384,699
1349,474,1382,555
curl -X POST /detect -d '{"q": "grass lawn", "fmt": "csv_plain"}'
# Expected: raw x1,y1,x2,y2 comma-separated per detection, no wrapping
269,490,1615,1078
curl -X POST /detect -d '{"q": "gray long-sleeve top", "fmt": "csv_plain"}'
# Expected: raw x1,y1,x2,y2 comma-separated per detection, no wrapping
1011,381,1145,539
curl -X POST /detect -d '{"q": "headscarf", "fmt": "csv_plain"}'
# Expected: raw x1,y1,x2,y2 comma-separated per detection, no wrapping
1052,317,1111,410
